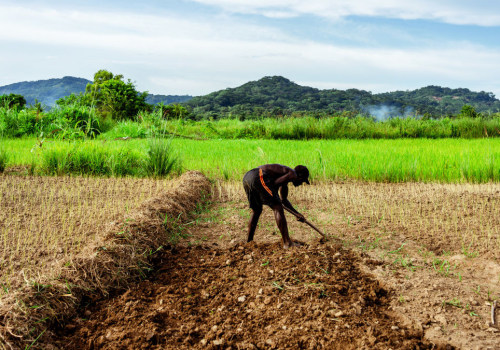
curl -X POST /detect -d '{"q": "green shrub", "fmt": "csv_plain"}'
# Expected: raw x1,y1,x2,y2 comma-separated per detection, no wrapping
459,104,478,119
155,103,190,120
0,107,40,137
36,142,146,177
0,93,26,110
107,149,144,177
147,138,181,177
0,104,103,139
70,146,108,175
236,121,266,138
0,148,8,172
50,104,101,138
100,120,149,139
40,147,71,175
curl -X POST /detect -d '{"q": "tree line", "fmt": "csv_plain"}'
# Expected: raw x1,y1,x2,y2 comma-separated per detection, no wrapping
2,71,500,122
185,76,500,119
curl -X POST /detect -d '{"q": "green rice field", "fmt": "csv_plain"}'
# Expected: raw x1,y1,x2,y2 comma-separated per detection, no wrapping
1,137,499,183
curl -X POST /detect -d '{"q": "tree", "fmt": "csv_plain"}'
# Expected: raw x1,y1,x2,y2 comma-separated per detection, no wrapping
156,103,190,120
459,104,478,118
85,70,151,120
0,93,26,110
56,92,93,107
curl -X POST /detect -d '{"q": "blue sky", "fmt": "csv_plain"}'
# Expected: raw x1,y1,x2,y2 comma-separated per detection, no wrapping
1,0,500,97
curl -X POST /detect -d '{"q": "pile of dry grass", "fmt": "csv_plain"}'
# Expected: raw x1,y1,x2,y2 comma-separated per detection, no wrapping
0,171,211,350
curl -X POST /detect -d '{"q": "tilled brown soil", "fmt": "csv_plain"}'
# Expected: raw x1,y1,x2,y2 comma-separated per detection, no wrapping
56,242,450,349
4,176,498,349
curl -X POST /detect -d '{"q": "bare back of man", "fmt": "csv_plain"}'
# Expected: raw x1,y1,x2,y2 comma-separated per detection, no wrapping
242,163,309,249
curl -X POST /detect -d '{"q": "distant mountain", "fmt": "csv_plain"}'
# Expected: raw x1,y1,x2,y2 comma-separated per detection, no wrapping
0,76,90,107
0,77,193,107
146,94,192,105
373,85,500,118
186,76,500,118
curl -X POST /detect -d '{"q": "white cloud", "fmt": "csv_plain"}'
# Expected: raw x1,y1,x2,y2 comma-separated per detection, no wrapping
191,0,500,26
0,4,288,49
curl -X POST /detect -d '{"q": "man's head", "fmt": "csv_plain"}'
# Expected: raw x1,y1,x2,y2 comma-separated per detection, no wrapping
293,165,310,186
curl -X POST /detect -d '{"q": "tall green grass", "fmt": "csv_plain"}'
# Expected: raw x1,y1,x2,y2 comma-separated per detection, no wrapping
134,115,500,140
3,104,500,141
0,104,114,139
33,142,144,177
146,138,182,177
101,120,149,139
3,137,498,183
168,138,500,183
0,147,8,172
0,107,43,137
12,138,180,178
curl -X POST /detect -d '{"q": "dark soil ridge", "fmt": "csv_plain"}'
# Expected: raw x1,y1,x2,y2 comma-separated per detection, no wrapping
56,242,453,349
0,171,211,350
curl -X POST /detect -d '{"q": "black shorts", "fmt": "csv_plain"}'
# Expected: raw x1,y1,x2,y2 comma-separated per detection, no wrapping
243,168,281,209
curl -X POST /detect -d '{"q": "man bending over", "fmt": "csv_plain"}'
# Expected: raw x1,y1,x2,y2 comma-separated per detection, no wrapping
242,164,310,249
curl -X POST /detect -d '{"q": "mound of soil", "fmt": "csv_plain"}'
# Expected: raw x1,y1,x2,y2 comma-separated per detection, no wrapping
57,242,450,349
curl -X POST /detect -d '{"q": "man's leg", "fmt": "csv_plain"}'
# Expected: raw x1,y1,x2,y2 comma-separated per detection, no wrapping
247,205,262,242
271,204,297,249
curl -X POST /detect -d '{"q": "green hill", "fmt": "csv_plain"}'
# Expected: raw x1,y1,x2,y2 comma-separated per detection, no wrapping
0,76,90,107
146,94,192,105
186,76,500,118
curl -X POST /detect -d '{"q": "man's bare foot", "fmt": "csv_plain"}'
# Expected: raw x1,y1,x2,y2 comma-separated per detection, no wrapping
283,240,303,249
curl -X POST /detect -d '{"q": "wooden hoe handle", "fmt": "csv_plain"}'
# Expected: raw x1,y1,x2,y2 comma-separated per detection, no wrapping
282,206,328,239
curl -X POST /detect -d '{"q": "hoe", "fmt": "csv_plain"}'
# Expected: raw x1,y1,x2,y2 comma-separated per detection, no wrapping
282,206,329,241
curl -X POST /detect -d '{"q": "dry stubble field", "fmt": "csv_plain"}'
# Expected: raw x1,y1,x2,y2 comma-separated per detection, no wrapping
0,175,177,290
1,174,500,349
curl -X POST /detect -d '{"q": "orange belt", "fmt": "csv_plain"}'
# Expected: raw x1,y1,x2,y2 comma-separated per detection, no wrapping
259,168,273,196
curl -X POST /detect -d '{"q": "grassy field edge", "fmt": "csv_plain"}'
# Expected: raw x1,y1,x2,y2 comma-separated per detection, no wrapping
2,137,500,183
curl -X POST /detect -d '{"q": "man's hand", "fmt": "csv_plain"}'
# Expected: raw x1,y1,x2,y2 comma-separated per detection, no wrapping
296,213,306,222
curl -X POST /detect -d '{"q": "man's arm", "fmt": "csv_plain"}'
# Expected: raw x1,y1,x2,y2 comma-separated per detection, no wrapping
262,164,298,187
279,185,305,221
274,167,302,187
